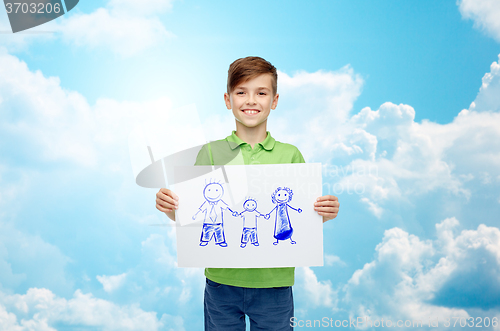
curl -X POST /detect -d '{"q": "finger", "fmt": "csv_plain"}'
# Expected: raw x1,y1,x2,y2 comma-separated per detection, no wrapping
322,214,338,223
158,188,179,201
156,203,173,213
314,204,339,211
314,200,339,207
158,189,178,201
315,206,339,213
159,196,178,209
156,197,176,210
158,193,179,208
317,211,337,217
318,211,338,220
316,195,338,202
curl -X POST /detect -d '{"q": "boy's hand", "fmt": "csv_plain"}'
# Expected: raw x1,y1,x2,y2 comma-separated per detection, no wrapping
232,211,239,217
314,195,339,223
156,188,179,213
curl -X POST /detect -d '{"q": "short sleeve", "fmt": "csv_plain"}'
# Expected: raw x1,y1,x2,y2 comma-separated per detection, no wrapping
292,148,305,164
195,144,212,166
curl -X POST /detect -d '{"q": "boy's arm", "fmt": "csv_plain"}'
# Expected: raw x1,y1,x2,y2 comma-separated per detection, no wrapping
156,188,178,221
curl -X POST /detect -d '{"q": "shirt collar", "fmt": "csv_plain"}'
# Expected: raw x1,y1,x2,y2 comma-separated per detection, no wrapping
226,131,276,151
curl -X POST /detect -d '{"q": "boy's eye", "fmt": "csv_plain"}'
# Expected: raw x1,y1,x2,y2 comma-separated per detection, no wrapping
236,91,245,95
259,92,266,95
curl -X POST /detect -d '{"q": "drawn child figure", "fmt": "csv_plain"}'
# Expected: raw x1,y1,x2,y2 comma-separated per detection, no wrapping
192,181,238,247
266,187,302,245
238,198,269,248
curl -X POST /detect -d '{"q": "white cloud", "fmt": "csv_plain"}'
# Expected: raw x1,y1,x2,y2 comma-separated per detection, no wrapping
97,273,127,293
0,1,175,55
0,11,56,52
458,0,500,42
0,287,183,331
360,197,383,219
0,218,72,295
56,0,175,56
470,54,500,113
297,267,337,309
342,218,500,328
0,51,206,326
0,51,174,169
0,50,97,166
324,254,346,267
273,67,364,161
140,234,176,270
277,54,500,217
0,49,201,327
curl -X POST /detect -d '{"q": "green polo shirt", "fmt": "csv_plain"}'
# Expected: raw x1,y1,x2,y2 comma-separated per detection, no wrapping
194,131,305,288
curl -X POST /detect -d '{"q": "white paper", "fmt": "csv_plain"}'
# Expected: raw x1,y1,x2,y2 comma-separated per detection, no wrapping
174,163,323,268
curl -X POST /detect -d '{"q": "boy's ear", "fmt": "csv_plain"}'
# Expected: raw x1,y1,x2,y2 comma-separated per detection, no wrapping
224,93,232,110
271,93,279,110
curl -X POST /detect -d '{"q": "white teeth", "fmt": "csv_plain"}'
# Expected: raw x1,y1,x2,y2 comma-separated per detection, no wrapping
244,110,259,114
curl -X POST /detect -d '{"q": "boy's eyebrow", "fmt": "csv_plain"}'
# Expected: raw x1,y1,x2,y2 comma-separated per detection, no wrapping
234,86,271,91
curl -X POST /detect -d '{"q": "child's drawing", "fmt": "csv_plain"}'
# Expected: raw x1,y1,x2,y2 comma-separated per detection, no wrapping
266,187,302,245
237,198,269,248
192,180,238,247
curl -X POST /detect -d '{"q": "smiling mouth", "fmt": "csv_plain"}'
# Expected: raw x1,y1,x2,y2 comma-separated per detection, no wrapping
242,109,260,115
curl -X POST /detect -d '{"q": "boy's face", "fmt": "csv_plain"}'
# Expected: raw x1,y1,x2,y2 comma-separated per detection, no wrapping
224,74,279,130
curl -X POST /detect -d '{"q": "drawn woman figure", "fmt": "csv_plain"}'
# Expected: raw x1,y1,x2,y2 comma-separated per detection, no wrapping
266,187,302,245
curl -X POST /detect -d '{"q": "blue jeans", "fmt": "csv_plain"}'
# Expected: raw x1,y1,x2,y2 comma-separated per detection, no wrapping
204,278,294,331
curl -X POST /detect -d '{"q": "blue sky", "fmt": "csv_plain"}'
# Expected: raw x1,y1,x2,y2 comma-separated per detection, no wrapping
1,0,500,330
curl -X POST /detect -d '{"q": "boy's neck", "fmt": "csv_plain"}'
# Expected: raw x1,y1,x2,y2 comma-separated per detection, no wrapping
234,121,268,148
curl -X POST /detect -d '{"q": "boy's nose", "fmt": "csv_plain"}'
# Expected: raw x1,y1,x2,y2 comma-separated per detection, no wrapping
246,95,257,105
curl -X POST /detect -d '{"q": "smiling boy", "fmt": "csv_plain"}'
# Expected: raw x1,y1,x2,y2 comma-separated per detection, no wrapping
155,56,340,330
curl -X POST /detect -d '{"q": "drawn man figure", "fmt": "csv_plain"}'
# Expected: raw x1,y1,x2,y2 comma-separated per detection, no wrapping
266,187,302,245
193,181,238,247
238,198,269,248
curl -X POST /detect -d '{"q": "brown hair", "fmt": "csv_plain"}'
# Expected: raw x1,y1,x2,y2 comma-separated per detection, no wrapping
227,56,278,96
